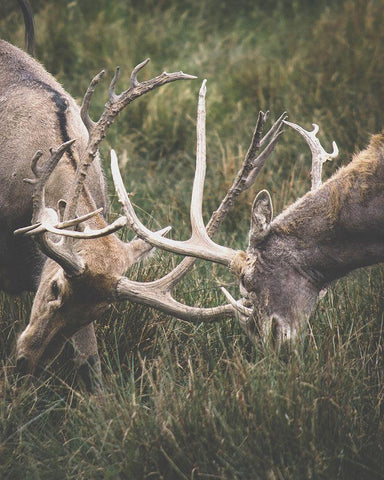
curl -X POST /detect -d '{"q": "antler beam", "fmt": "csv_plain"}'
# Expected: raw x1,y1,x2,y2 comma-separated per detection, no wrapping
63,61,196,224
112,81,286,322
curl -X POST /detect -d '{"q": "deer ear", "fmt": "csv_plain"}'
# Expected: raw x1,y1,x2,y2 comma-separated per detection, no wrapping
125,226,172,265
126,238,157,264
248,189,273,247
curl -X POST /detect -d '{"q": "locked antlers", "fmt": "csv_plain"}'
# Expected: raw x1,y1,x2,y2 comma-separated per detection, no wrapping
15,60,195,277
110,81,285,321
16,70,286,322
112,81,339,326
112,80,286,274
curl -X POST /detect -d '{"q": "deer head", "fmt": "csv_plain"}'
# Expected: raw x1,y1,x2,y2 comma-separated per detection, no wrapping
112,80,383,346
14,61,196,375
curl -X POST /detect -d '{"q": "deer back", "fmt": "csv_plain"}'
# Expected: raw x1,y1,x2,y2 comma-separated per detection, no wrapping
0,40,107,292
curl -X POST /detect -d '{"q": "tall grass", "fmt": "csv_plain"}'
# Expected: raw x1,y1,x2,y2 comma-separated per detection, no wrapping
0,0,383,478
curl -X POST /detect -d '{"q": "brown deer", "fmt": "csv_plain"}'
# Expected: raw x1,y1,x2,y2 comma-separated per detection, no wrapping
115,80,384,345
3,14,286,380
0,36,201,380
4,32,286,378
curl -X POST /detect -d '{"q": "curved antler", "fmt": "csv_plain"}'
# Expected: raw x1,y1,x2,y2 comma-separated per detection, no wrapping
111,82,241,269
283,120,339,190
15,60,196,276
111,81,286,322
15,141,85,276
63,60,196,223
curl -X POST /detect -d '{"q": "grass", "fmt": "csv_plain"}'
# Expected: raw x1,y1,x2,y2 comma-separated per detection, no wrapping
0,0,384,478
1,269,383,479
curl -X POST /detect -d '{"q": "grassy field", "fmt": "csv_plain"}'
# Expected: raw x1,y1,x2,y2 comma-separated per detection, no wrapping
0,0,383,478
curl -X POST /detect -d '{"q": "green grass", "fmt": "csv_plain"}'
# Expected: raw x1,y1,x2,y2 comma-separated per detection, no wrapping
1,0,384,478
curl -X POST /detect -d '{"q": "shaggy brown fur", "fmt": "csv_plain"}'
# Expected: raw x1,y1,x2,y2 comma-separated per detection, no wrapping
274,131,384,236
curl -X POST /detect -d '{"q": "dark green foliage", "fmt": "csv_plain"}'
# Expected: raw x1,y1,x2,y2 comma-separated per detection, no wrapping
1,0,383,478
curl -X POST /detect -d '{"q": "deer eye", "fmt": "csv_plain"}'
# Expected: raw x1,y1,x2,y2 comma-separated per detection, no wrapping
51,280,60,299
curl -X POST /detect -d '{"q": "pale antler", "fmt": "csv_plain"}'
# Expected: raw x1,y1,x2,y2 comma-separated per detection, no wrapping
15,61,196,275
283,121,339,190
15,141,86,276
220,287,253,316
112,80,286,321
112,80,286,271
63,61,196,224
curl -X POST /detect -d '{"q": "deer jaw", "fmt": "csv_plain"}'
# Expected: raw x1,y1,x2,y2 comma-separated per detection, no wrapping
16,261,108,375
238,245,321,345
15,230,155,375
15,247,116,375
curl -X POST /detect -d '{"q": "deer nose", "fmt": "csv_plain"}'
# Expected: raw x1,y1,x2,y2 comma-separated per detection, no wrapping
15,356,31,376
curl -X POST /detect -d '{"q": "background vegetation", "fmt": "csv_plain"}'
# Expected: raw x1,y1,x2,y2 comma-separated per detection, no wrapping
0,0,383,478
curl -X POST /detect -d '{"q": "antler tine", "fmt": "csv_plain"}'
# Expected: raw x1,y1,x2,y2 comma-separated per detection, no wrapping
29,150,44,178
241,110,268,164
113,81,286,323
130,58,150,88
14,208,103,237
260,111,287,147
15,207,126,240
191,79,208,237
34,215,127,239
283,120,339,190
108,66,120,102
80,69,105,133
220,287,253,317
24,139,76,221
64,60,197,225
243,111,287,189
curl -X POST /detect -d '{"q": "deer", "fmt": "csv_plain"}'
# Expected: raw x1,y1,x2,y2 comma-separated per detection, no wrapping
9,6,379,380
2,10,286,382
113,80,384,345
0,35,201,382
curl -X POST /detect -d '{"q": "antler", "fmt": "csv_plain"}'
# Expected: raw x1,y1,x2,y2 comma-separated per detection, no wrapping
283,121,338,189
112,80,286,321
15,61,196,275
14,141,86,276
113,80,286,271
63,61,196,224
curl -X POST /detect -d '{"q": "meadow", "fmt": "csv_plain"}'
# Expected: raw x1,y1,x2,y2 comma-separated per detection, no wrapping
0,0,383,478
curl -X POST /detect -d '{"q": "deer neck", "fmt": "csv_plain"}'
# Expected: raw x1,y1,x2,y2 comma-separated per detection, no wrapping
270,135,384,286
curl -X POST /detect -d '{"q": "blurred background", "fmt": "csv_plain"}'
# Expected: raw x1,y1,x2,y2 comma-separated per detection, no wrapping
0,1,383,478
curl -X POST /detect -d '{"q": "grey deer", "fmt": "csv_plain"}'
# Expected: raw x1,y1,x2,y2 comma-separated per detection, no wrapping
115,80,384,344
2,31,284,378
0,37,200,379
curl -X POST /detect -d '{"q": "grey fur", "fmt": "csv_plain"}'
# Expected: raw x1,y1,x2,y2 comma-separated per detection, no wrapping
0,40,106,378
241,132,384,342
